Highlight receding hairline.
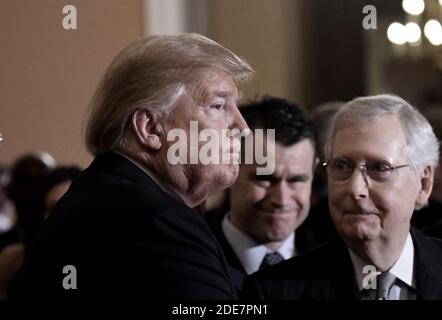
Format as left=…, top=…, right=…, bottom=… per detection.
left=326, top=94, right=439, bottom=168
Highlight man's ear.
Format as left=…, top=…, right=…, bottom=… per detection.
left=416, top=165, right=434, bottom=207
left=130, top=108, right=162, bottom=151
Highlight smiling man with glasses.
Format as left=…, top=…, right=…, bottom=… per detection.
left=242, top=94, right=442, bottom=300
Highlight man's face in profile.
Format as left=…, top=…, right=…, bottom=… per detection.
left=229, top=138, right=315, bottom=244
left=328, top=115, right=430, bottom=245
left=161, top=71, right=248, bottom=193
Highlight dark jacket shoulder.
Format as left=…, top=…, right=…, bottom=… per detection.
left=241, top=236, right=358, bottom=300
left=18, top=153, right=235, bottom=299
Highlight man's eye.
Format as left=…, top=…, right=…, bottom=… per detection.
left=210, top=103, right=223, bottom=110
left=288, top=181, right=303, bottom=189
left=333, top=159, right=353, bottom=171
left=371, top=162, right=391, bottom=172
left=254, top=178, right=271, bottom=187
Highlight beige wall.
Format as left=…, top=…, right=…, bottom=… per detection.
left=207, top=0, right=308, bottom=106
left=0, top=0, right=143, bottom=168
left=0, top=0, right=309, bottom=168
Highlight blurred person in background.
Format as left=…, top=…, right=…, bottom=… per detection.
left=2, top=165, right=81, bottom=299
left=0, top=165, right=23, bottom=299
left=301, top=102, right=344, bottom=249
left=0, top=166, right=19, bottom=251
left=5, top=152, right=55, bottom=248
left=1, top=152, right=55, bottom=299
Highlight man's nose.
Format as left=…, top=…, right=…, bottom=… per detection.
left=347, top=167, right=369, bottom=200
left=269, top=181, right=292, bottom=207
left=231, top=105, right=249, bottom=132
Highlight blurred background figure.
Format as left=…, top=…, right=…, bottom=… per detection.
left=301, top=101, right=344, bottom=250
left=41, top=166, right=81, bottom=221
left=412, top=106, right=442, bottom=238
left=0, top=163, right=80, bottom=299
left=0, top=133, right=23, bottom=299
left=310, top=101, right=344, bottom=205
left=5, top=152, right=55, bottom=248
left=0, top=152, right=54, bottom=299
left=0, top=165, right=18, bottom=251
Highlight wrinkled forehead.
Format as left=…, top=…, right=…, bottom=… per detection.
left=331, top=115, right=408, bottom=161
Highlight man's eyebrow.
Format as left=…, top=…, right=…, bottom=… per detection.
left=211, top=88, right=241, bottom=100
left=287, top=174, right=310, bottom=182
left=253, top=173, right=279, bottom=182
left=211, top=90, right=234, bottom=98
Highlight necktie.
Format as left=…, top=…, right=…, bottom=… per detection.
left=376, top=272, right=396, bottom=300
left=259, top=252, right=285, bottom=270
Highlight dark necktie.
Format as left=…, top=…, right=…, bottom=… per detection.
left=360, top=272, right=397, bottom=300
left=259, top=252, right=285, bottom=270
left=376, top=272, right=396, bottom=300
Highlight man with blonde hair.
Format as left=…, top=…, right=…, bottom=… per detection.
left=242, top=94, right=442, bottom=300
left=19, top=33, right=254, bottom=299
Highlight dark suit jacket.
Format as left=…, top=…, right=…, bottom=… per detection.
left=241, top=228, right=442, bottom=300
left=206, top=211, right=249, bottom=295
left=412, top=199, right=442, bottom=239
left=17, top=153, right=236, bottom=299
left=206, top=210, right=312, bottom=295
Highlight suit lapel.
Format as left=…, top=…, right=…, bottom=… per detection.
left=303, top=237, right=360, bottom=300
left=214, top=213, right=248, bottom=292
left=412, top=228, right=442, bottom=299
left=328, top=237, right=361, bottom=299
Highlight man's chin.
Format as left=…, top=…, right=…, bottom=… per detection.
left=266, top=232, right=291, bottom=243
left=211, top=164, right=239, bottom=189
left=225, top=163, right=240, bottom=182
left=341, top=221, right=379, bottom=243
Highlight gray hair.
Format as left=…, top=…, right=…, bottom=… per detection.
left=85, top=33, right=254, bottom=155
left=325, top=94, right=440, bottom=171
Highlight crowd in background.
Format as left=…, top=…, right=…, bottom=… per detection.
left=0, top=153, right=80, bottom=298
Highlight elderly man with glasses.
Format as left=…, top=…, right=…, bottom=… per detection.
left=241, top=94, right=442, bottom=300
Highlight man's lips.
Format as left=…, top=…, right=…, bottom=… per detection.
left=344, top=209, right=379, bottom=216
left=255, top=207, right=298, bottom=215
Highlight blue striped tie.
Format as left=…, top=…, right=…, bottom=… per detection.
left=259, top=252, right=285, bottom=270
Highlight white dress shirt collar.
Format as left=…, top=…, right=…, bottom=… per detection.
left=222, top=213, right=295, bottom=275
left=349, top=232, right=415, bottom=291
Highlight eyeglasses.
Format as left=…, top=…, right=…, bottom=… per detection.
left=322, top=158, right=409, bottom=182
